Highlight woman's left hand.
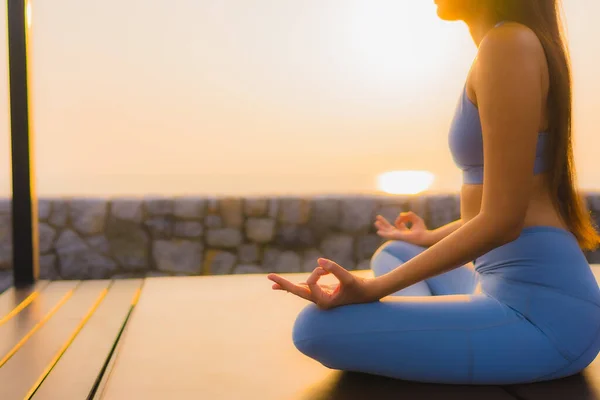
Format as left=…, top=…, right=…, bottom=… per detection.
left=267, top=258, right=381, bottom=310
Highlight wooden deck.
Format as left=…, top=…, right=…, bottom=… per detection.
left=0, top=266, right=598, bottom=400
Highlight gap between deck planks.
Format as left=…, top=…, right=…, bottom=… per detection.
left=32, top=279, right=142, bottom=400
left=0, top=279, right=142, bottom=400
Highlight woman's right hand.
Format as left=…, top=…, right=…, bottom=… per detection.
left=374, top=211, right=435, bottom=247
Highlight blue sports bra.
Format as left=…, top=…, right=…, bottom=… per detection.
left=448, top=21, right=549, bottom=185
left=448, top=84, right=549, bottom=185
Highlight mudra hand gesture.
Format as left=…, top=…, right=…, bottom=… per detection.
left=267, top=258, right=380, bottom=310
left=374, top=211, right=435, bottom=247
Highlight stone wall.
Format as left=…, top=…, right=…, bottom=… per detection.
left=0, top=193, right=599, bottom=287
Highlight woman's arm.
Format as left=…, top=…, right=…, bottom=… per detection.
left=427, top=219, right=464, bottom=245
left=373, top=25, right=545, bottom=297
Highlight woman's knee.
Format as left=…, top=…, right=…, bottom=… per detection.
left=372, top=240, right=425, bottom=261
left=292, top=303, right=379, bottom=370
left=370, top=240, right=425, bottom=275
left=292, top=304, right=334, bottom=362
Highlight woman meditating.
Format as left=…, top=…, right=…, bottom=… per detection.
left=267, top=0, right=600, bottom=385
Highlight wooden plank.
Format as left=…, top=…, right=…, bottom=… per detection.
left=99, top=273, right=515, bottom=400
left=0, top=280, right=79, bottom=366
left=502, top=358, right=600, bottom=400
left=0, top=281, right=48, bottom=325
left=32, top=279, right=143, bottom=400
left=91, top=292, right=140, bottom=400
left=0, top=280, right=110, bottom=400
left=502, top=265, right=600, bottom=400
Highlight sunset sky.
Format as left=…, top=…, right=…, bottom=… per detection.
left=0, top=0, right=598, bottom=197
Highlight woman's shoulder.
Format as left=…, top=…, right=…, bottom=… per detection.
left=478, top=22, right=545, bottom=64
left=469, top=21, right=547, bottom=92
left=467, top=21, right=548, bottom=109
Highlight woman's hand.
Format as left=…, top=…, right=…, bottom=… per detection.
left=267, top=258, right=381, bottom=310
left=374, top=211, right=435, bottom=247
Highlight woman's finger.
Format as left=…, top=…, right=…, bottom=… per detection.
left=376, top=230, right=394, bottom=239
left=375, top=214, right=387, bottom=222
left=306, top=267, right=328, bottom=285
left=375, top=215, right=394, bottom=229
left=305, top=267, right=329, bottom=306
left=396, top=211, right=420, bottom=226
left=298, top=267, right=328, bottom=286
left=377, top=228, right=408, bottom=240
left=374, top=220, right=389, bottom=229
left=394, top=214, right=409, bottom=229
left=267, top=274, right=312, bottom=301
left=317, top=258, right=354, bottom=285
left=374, top=220, right=395, bottom=233
left=375, top=215, right=392, bottom=228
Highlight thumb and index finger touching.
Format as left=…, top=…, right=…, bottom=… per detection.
left=317, top=258, right=354, bottom=285
left=395, top=211, right=420, bottom=226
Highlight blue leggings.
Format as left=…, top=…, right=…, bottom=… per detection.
left=292, top=226, right=600, bottom=384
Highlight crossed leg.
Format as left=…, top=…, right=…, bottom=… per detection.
left=370, top=240, right=479, bottom=296
left=291, top=241, right=569, bottom=384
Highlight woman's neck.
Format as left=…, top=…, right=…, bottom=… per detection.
left=465, top=13, right=504, bottom=47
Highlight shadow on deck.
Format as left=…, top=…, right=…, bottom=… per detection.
left=0, top=267, right=598, bottom=400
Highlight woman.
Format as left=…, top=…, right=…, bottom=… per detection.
left=268, top=0, right=600, bottom=385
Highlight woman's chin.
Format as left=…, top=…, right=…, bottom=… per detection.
left=434, top=1, right=462, bottom=21
left=436, top=8, right=461, bottom=22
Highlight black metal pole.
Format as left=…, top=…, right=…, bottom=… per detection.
left=7, top=0, right=38, bottom=287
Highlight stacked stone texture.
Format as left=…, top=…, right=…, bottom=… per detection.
left=0, top=193, right=598, bottom=290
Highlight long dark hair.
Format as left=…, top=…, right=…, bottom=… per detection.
left=491, top=0, right=600, bottom=251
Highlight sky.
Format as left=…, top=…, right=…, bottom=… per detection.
left=0, top=0, right=598, bottom=197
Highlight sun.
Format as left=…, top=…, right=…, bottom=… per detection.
left=377, top=170, right=435, bottom=195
